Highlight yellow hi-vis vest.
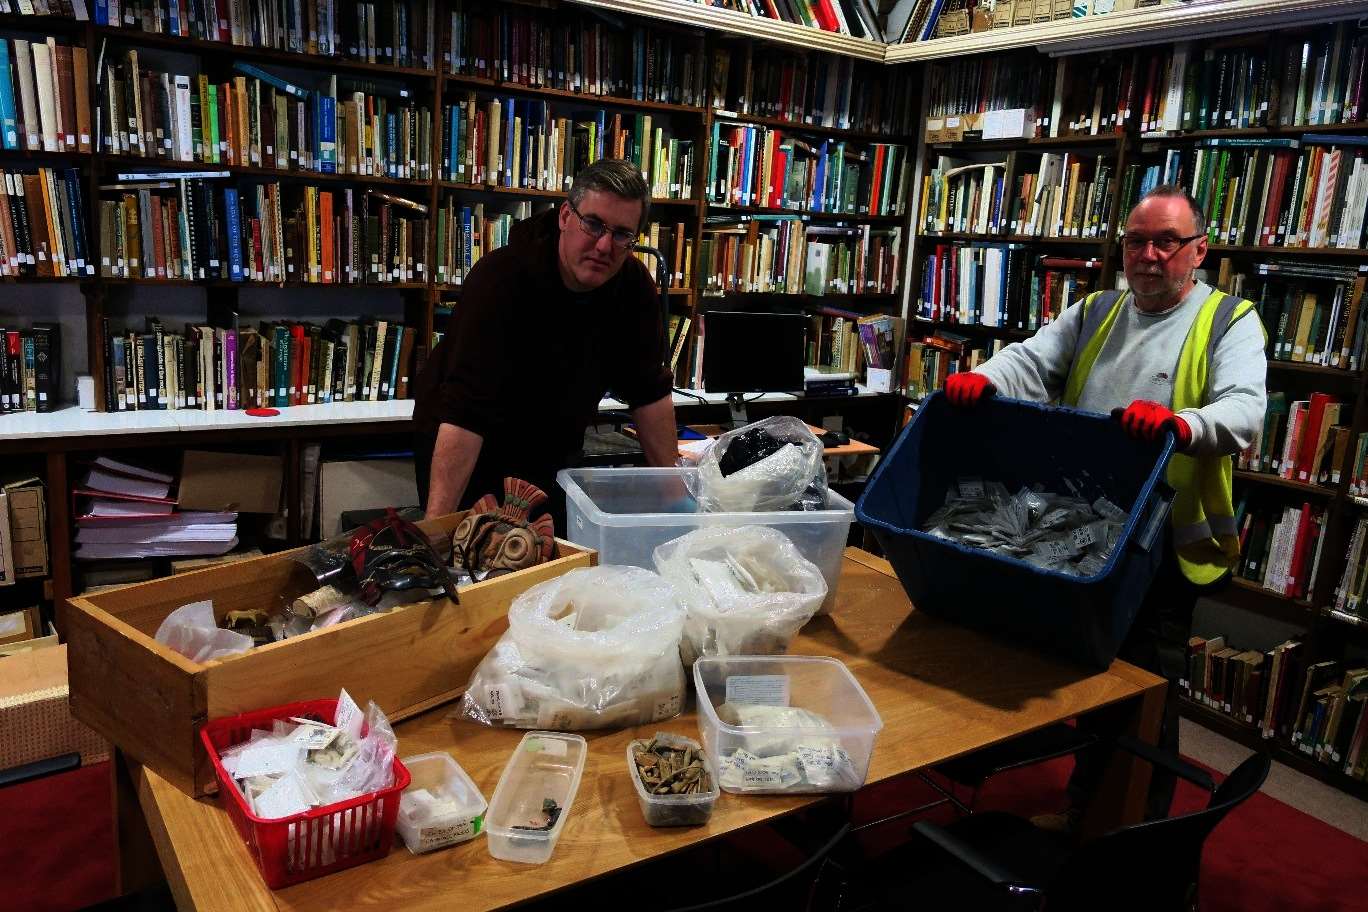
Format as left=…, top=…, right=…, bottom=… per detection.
left=1062, top=288, right=1261, bottom=585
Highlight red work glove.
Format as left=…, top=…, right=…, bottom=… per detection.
left=1113, top=400, right=1193, bottom=449
left=945, top=372, right=996, bottom=407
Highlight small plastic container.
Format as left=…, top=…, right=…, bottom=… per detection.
left=693, top=655, right=883, bottom=795
left=484, top=731, right=587, bottom=864
left=626, top=732, right=719, bottom=827
left=396, top=752, right=488, bottom=854
left=558, top=467, right=854, bottom=613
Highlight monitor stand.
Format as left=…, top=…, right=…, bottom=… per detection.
left=724, top=392, right=750, bottom=429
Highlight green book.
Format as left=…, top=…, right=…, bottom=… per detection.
left=1209, top=150, right=1229, bottom=241
left=206, top=84, right=221, bottom=165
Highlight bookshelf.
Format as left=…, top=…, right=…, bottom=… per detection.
left=901, top=16, right=1368, bottom=797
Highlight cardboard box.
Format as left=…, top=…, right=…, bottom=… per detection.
left=63, top=514, right=594, bottom=796
left=0, top=607, right=40, bottom=646
left=3, top=480, right=49, bottom=579
left=0, top=492, right=14, bottom=587
left=319, top=458, right=418, bottom=538
left=178, top=450, right=284, bottom=514
left=0, top=644, right=110, bottom=772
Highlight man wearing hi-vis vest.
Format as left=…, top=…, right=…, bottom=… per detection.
left=945, top=185, right=1268, bottom=832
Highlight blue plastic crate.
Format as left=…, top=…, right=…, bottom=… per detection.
left=856, top=393, right=1175, bottom=668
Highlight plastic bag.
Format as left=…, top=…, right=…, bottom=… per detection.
left=154, top=600, right=254, bottom=663
left=691, top=416, right=827, bottom=513
left=456, top=566, right=687, bottom=730
left=653, top=526, right=826, bottom=666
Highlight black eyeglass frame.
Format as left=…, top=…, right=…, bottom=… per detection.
left=566, top=200, right=640, bottom=249
left=1119, top=232, right=1205, bottom=256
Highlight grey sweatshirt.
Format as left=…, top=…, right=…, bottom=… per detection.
left=973, top=281, right=1268, bottom=457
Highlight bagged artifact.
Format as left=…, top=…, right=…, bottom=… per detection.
left=690, top=416, right=827, bottom=512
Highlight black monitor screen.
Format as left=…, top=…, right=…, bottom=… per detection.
left=702, top=311, right=806, bottom=394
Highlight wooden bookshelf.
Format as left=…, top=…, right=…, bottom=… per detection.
left=918, top=233, right=1109, bottom=247
left=441, top=73, right=707, bottom=116
left=711, top=109, right=905, bottom=146
left=1234, top=470, right=1337, bottom=498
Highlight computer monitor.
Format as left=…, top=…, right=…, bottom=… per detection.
left=701, top=311, right=806, bottom=425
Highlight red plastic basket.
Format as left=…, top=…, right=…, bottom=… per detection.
left=199, top=698, right=411, bottom=889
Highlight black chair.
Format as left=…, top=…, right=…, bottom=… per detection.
left=848, top=738, right=1271, bottom=912
left=661, top=822, right=852, bottom=912
left=921, top=722, right=1098, bottom=814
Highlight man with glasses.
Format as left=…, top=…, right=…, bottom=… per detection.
left=945, top=185, right=1267, bottom=829
left=412, top=159, right=678, bottom=528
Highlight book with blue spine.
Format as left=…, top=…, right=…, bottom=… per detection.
left=813, top=141, right=829, bottom=212
left=503, top=98, right=515, bottom=187
left=318, top=94, right=337, bottom=174
left=61, top=169, right=90, bottom=274
left=232, top=62, right=309, bottom=100
left=94, top=0, right=109, bottom=25
left=0, top=41, right=17, bottom=150
left=223, top=187, right=244, bottom=281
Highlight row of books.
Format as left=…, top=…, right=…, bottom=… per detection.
left=1139, top=27, right=1368, bottom=135
left=712, top=50, right=918, bottom=136
left=98, top=316, right=416, bottom=412
left=1237, top=392, right=1348, bottom=490
left=440, top=97, right=695, bottom=200
left=698, top=0, right=885, bottom=40
left=0, top=36, right=91, bottom=153
left=853, top=313, right=902, bottom=377
left=708, top=125, right=911, bottom=217
left=98, top=180, right=428, bottom=284
left=1131, top=137, right=1368, bottom=251
left=901, top=331, right=1000, bottom=401
left=1335, top=515, right=1368, bottom=616
left=699, top=219, right=900, bottom=296
left=921, top=152, right=1115, bottom=239
left=805, top=309, right=864, bottom=376
left=0, top=167, right=93, bottom=277
left=0, top=324, right=61, bottom=415
left=1236, top=499, right=1327, bottom=601
left=447, top=3, right=708, bottom=108
left=917, top=246, right=1101, bottom=331
left=93, top=0, right=437, bottom=70
left=1184, top=635, right=1368, bottom=782
left=1252, top=262, right=1368, bottom=371
left=665, top=314, right=692, bottom=377
left=101, top=55, right=433, bottom=181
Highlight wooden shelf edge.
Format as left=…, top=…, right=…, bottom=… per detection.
left=1232, top=470, right=1336, bottom=498
left=441, top=72, right=707, bottom=115
left=711, top=109, right=915, bottom=145
left=886, top=0, right=1368, bottom=63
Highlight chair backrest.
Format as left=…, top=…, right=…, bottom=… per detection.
left=1042, top=752, right=1271, bottom=911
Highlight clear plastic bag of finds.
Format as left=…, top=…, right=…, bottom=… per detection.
left=456, top=566, right=688, bottom=730
left=653, top=526, right=827, bottom=667
left=689, top=416, right=828, bottom=513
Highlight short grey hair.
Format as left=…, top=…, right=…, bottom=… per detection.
left=1135, top=184, right=1206, bottom=235
left=568, top=159, right=651, bottom=232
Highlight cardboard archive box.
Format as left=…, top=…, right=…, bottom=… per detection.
left=0, top=644, right=110, bottom=773
left=62, top=513, right=594, bottom=796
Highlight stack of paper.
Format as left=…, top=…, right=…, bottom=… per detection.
left=74, top=457, right=239, bottom=559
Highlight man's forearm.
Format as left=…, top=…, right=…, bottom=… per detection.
left=425, top=422, right=484, bottom=518
left=633, top=394, right=678, bottom=467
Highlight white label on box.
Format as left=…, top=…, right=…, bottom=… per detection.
left=725, top=675, right=790, bottom=707
left=957, top=477, right=985, bottom=499
left=335, top=689, right=364, bottom=741
left=417, top=817, right=479, bottom=850
left=483, top=683, right=523, bottom=721
left=866, top=367, right=892, bottom=393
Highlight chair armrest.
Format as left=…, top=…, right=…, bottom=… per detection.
left=0, top=752, right=81, bottom=789
left=912, top=821, right=1042, bottom=897
left=1114, top=734, right=1215, bottom=792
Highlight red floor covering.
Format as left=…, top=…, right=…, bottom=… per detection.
left=885, top=756, right=1368, bottom=912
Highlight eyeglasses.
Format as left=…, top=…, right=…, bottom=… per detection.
left=568, top=201, right=639, bottom=249
left=1120, top=232, right=1205, bottom=256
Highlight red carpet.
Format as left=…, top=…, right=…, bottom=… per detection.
left=865, top=756, right=1368, bottom=912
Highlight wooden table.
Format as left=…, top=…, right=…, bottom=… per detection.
left=136, top=549, right=1165, bottom=911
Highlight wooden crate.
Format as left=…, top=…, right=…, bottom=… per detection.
left=61, top=514, right=594, bottom=796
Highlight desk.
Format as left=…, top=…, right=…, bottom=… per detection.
left=136, top=549, right=1164, bottom=912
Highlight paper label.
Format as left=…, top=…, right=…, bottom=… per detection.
left=724, top=675, right=790, bottom=707
left=231, top=741, right=302, bottom=778
left=253, top=773, right=313, bottom=819
left=1070, top=524, right=1097, bottom=550
left=335, top=689, right=364, bottom=741
left=795, top=743, right=854, bottom=787
left=1093, top=496, right=1128, bottom=522
left=416, top=816, right=480, bottom=850
left=956, top=477, right=985, bottom=498
left=483, top=683, right=523, bottom=721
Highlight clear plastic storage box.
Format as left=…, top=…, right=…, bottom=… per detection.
left=396, top=752, right=488, bottom=854
left=484, top=732, right=587, bottom=864
left=626, top=732, right=719, bottom=827
left=693, top=655, right=882, bottom=795
left=557, top=467, right=855, bottom=611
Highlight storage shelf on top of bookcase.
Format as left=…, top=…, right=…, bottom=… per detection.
left=98, top=277, right=431, bottom=290
left=1207, top=244, right=1368, bottom=258
left=708, top=205, right=904, bottom=224
left=930, top=133, right=1124, bottom=152
left=99, top=155, right=430, bottom=189
left=1178, top=695, right=1368, bottom=803
left=1265, top=360, right=1361, bottom=380
left=437, top=182, right=699, bottom=208
left=0, top=13, right=86, bottom=33
left=94, top=25, right=435, bottom=79
left=1233, top=469, right=1337, bottom=498
left=440, top=73, right=707, bottom=117
left=563, top=0, right=887, bottom=62
left=711, top=110, right=912, bottom=146
left=918, top=232, right=1108, bottom=247
left=1144, top=122, right=1368, bottom=143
